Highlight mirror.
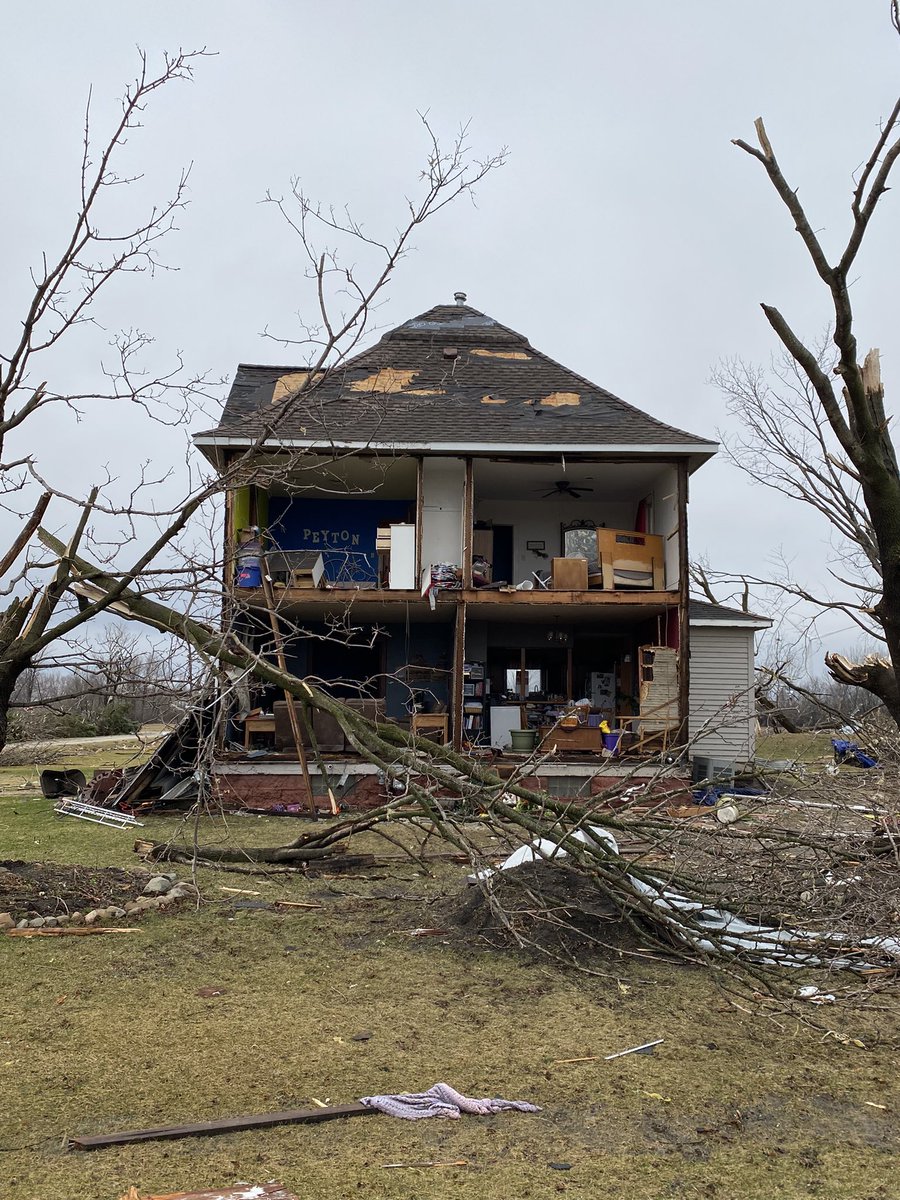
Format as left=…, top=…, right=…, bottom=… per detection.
left=561, top=521, right=597, bottom=560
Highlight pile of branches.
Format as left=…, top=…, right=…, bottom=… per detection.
left=40, top=531, right=900, bottom=977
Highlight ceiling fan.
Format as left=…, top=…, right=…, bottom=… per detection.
left=539, top=479, right=594, bottom=499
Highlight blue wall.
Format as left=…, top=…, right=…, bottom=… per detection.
left=384, top=624, right=452, bottom=719
left=268, top=496, right=412, bottom=583
left=281, top=620, right=451, bottom=720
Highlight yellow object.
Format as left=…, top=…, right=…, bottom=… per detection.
left=599, top=720, right=611, bottom=735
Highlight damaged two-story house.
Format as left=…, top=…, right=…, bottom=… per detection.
left=193, top=296, right=767, bottom=809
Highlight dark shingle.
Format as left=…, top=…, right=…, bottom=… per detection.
left=196, top=303, right=717, bottom=454
left=689, top=599, right=770, bottom=625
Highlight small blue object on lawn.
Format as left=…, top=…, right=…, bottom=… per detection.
left=832, top=738, right=879, bottom=769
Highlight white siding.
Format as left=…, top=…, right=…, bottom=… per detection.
left=688, top=626, right=757, bottom=764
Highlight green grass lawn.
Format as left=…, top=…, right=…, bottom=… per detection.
left=756, top=730, right=836, bottom=765
left=1, top=750, right=899, bottom=1200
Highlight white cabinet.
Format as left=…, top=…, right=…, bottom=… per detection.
left=388, top=524, right=416, bottom=589
left=490, top=706, right=523, bottom=749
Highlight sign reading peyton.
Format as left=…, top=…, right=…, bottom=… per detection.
left=301, top=527, right=362, bottom=547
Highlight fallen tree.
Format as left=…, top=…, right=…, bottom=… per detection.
left=38, top=529, right=900, bottom=978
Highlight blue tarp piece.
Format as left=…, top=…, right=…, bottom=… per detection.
left=832, top=739, right=879, bottom=769
left=692, top=784, right=770, bottom=807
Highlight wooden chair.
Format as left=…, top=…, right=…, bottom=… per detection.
left=411, top=713, right=450, bottom=744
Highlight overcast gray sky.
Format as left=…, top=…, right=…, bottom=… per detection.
left=3, top=2, right=898, bottom=664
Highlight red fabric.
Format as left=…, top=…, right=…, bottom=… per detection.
left=666, top=607, right=680, bottom=648
left=634, top=499, right=648, bottom=533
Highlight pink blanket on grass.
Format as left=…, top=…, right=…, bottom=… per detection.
left=359, top=1082, right=541, bottom=1121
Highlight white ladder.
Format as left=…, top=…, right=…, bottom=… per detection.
left=53, top=798, right=144, bottom=828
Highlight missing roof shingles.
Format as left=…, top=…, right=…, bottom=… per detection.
left=348, top=368, right=419, bottom=393
left=470, top=348, right=531, bottom=361
left=541, top=392, right=581, bottom=407
left=272, top=372, right=323, bottom=403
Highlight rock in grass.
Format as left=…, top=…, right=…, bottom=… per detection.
left=28, top=917, right=45, bottom=928
left=70, top=912, right=84, bottom=925
left=108, top=907, right=126, bottom=919
left=167, top=885, right=197, bottom=901
left=143, top=876, right=175, bottom=896
left=84, top=910, right=101, bottom=925
left=15, top=920, right=29, bottom=930
left=43, top=917, right=58, bottom=928
left=0, top=912, right=15, bottom=931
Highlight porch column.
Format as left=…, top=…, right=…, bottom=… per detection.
left=462, top=457, right=474, bottom=587
left=415, top=456, right=424, bottom=581
left=452, top=600, right=467, bottom=751
left=677, top=460, right=690, bottom=743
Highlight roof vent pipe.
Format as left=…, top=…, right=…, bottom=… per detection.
left=454, top=291, right=467, bottom=306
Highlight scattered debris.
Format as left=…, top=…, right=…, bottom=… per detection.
left=832, top=739, right=879, bottom=769
left=715, top=804, right=740, bottom=825
left=604, top=1039, right=664, bottom=1060
left=8, top=926, right=141, bottom=938
left=359, top=1082, right=540, bottom=1121
left=110, top=706, right=216, bottom=812
left=71, top=1082, right=541, bottom=1149
left=553, top=1039, right=663, bottom=1065
left=468, top=825, right=900, bottom=970
left=39, top=768, right=86, bottom=798
left=797, top=986, right=836, bottom=1004
left=196, top=987, right=227, bottom=998
left=382, top=1160, right=470, bottom=1170
left=118, top=1184, right=300, bottom=1200
left=54, top=798, right=143, bottom=829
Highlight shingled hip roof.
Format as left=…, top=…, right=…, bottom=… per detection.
left=689, top=599, right=771, bottom=628
left=194, top=302, right=718, bottom=464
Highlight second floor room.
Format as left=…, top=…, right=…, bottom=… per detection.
left=195, top=298, right=718, bottom=600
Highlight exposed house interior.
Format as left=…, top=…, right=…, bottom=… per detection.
left=192, top=298, right=767, bottom=794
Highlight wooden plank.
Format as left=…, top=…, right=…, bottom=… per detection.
left=240, top=588, right=678, bottom=606
left=70, top=1101, right=376, bottom=1151
left=462, top=589, right=677, bottom=605
left=8, top=926, right=141, bottom=938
